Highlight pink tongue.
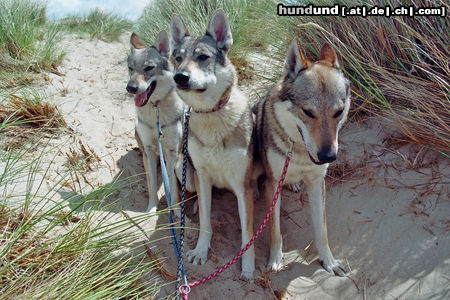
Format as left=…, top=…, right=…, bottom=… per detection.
left=135, top=91, right=148, bottom=107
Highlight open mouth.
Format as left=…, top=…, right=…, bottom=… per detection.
left=176, top=85, right=206, bottom=93
left=308, top=153, right=327, bottom=165
left=135, top=81, right=157, bottom=107
left=176, top=84, right=190, bottom=91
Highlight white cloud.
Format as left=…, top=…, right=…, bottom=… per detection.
left=46, top=0, right=149, bottom=21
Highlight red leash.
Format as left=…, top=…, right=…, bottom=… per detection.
left=180, top=141, right=293, bottom=299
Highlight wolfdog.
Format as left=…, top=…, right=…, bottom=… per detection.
left=170, top=9, right=256, bottom=279
left=126, top=31, right=189, bottom=216
left=254, top=39, right=350, bottom=276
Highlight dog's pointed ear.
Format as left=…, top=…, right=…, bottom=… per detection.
left=130, top=32, right=144, bottom=50
left=154, top=30, right=170, bottom=57
left=171, top=14, right=189, bottom=48
left=319, top=43, right=339, bottom=68
left=207, top=9, right=233, bottom=53
left=284, top=39, right=309, bottom=79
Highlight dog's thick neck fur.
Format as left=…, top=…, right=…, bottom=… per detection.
left=192, top=82, right=232, bottom=113
left=257, top=81, right=315, bottom=172
left=189, top=88, right=252, bottom=147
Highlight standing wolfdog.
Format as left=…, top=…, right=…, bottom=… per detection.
left=170, top=9, right=256, bottom=279
left=254, top=39, right=350, bottom=276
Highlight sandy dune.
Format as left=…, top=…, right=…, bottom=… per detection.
left=42, top=34, right=449, bottom=299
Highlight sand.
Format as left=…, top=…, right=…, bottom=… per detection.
left=30, top=33, right=450, bottom=299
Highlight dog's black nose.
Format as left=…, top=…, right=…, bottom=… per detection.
left=126, top=84, right=138, bottom=94
left=174, top=73, right=190, bottom=86
left=317, top=150, right=337, bottom=163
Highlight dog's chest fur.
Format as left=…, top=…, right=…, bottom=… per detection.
left=135, top=94, right=184, bottom=152
left=267, top=146, right=326, bottom=184
left=188, top=94, right=253, bottom=189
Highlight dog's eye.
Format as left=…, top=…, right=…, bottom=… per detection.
left=175, top=56, right=182, bottom=63
left=144, top=66, right=154, bottom=72
left=333, top=109, right=343, bottom=118
left=197, top=54, right=209, bottom=61
left=302, top=109, right=315, bottom=119
left=128, top=67, right=133, bottom=71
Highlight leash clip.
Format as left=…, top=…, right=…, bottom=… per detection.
left=179, top=284, right=191, bottom=296
left=153, top=105, right=164, bottom=138
left=287, top=138, right=294, bottom=158
left=185, top=106, right=192, bottom=118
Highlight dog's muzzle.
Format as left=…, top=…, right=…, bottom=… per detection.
left=174, top=72, right=190, bottom=90
left=317, top=149, right=337, bottom=164
left=126, top=84, right=138, bottom=94
left=297, top=124, right=336, bottom=165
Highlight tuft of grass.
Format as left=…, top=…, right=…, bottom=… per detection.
left=59, top=8, right=133, bottom=42
left=0, top=0, right=64, bottom=88
left=0, top=125, right=167, bottom=299
left=0, top=94, right=66, bottom=129
left=136, top=0, right=276, bottom=81
left=0, top=0, right=46, bottom=60
left=248, top=0, right=449, bottom=156
left=64, top=140, right=101, bottom=172
left=0, top=89, right=67, bottom=151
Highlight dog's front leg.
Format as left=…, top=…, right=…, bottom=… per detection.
left=143, top=148, right=159, bottom=213
left=265, top=178, right=283, bottom=272
left=232, top=180, right=255, bottom=280
left=186, top=170, right=212, bottom=265
left=165, top=149, right=181, bottom=219
left=306, top=176, right=347, bottom=276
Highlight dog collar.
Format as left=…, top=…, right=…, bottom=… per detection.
left=193, top=85, right=231, bottom=113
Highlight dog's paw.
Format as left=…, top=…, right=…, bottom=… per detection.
left=320, top=257, right=347, bottom=277
left=285, top=182, right=303, bottom=193
left=239, top=270, right=254, bottom=281
left=268, top=256, right=285, bottom=272
left=268, top=244, right=284, bottom=272
left=268, top=261, right=285, bottom=272
left=145, top=205, right=157, bottom=214
left=186, top=247, right=208, bottom=265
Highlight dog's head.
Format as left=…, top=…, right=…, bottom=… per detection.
left=280, top=39, right=351, bottom=165
left=126, top=31, right=172, bottom=107
left=170, top=9, right=235, bottom=111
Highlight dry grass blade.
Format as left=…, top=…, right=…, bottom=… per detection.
left=0, top=94, right=66, bottom=129
left=64, top=139, right=101, bottom=171
left=0, top=93, right=68, bottom=150
left=326, top=151, right=372, bottom=185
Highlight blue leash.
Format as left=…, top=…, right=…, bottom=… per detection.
left=154, top=105, right=188, bottom=293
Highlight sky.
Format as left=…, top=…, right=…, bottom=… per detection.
left=46, top=0, right=149, bottom=21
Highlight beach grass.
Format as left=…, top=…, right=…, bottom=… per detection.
left=0, top=0, right=64, bottom=88
left=0, top=125, right=167, bottom=298
left=58, top=8, right=133, bottom=42
left=136, top=0, right=276, bottom=80
left=247, top=0, right=449, bottom=155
